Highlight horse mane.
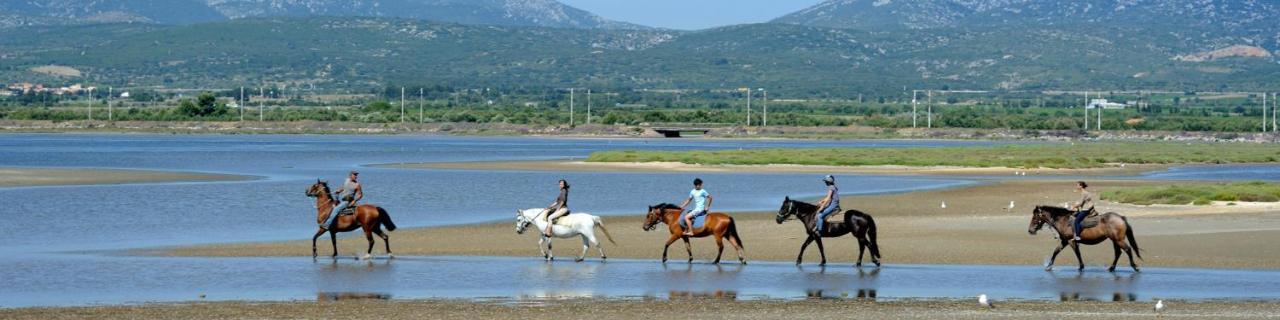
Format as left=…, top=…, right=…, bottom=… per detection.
left=653, top=203, right=681, bottom=210
left=786, top=198, right=819, bottom=215
left=1035, top=205, right=1074, bottom=218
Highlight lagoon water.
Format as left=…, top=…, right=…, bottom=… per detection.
left=2, top=134, right=1279, bottom=307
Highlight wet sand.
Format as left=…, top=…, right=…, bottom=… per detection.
left=3, top=298, right=1276, bottom=320
left=387, top=160, right=1165, bottom=176
left=164, top=180, right=1280, bottom=270
left=0, top=167, right=249, bottom=188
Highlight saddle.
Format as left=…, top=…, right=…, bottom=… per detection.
left=1077, top=210, right=1102, bottom=229
left=337, top=205, right=357, bottom=216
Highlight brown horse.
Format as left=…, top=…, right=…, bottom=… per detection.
left=1029, top=205, right=1142, bottom=272
left=776, top=197, right=881, bottom=267
left=642, top=203, right=746, bottom=264
left=306, top=180, right=398, bottom=259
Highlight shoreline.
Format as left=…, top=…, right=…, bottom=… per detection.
left=381, top=159, right=1170, bottom=176
left=6, top=298, right=1276, bottom=319
left=0, top=167, right=252, bottom=188
left=161, top=179, right=1280, bottom=270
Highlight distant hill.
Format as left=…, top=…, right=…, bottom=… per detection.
left=0, top=0, right=646, bottom=29
left=3, top=17, right=1277, bottom=96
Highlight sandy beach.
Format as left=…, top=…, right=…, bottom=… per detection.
left=164, top=180, right=1280, bottom=270
left=4, top=298, right=1275, bottom=320
left=387, top=160, right=1167, bottom=176
left=0, top=167, right=250, bottom=188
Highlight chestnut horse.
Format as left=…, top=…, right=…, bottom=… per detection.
left=643, top=204, right=746, bottom=264
left=776, top=197, right=881, bottom=267
left=306, top=180, right=398, bottom=259
left=1029, top=205, right=1142, bottom=272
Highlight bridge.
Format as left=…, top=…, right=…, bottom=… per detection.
left=651, top=127, right=711, bottom=138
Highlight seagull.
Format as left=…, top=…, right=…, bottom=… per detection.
left=941, top=201, right=947, bottom=209
left=978, top=294, right=994, bottom=309
left=1154, top=300, right=1165, bottom=316
left=1004, top=201, right=1015, bottom=210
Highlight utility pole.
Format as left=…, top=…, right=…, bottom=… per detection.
left=761, top=88, right=768, bottom=127
left=419, top=88, right=424, bottom=124
left=87, top=88, right=93, bottom=121
left=1097, top=95, right=1102, bottom=131
left=1273, top=92, right=1277, bottom=132
left=927, top=90, right=933, bottom=129
left=1083, top=91, right=1089, bottom=131
left=400, top=87, right=405, bottom=123
left=239, top=87, right=245, bottom=122
left=569, top=88, right=575, bottom=126
left=1265, top=92, right=1269, bottom=132
left=107, top=88, right=112, bottom=121
left=259, top=87, right=264, bottom=122
left=912, top=90, right=918, bottom=128
left=745, top=88, right=752, bottom=127
left=586, top=89, right=592, bottom=124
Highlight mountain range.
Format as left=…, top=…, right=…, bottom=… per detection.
left=1, top=0, right=1278, bottom=96
left=0, top=0, right=643, bottom=29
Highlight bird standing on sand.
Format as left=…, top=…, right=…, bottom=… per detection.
left=1154, top=300, right=1165, bottom=316
left=941, top=201, right=947, bottom=209
left=978, top=294, right=994, bottom=309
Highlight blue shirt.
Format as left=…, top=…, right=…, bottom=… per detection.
left=689, top=188, right=709, bottom=212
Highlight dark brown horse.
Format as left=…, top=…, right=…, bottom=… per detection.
left=643, top=204, right=746, bottom=264
left=306, top=180, right=398, bottom=259
left=776, top=197, right=881, bottom=267
left=1029, top=205, right=1142, bottom=272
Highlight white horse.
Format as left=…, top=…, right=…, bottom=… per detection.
left=515, top=208, right=616, bottom=262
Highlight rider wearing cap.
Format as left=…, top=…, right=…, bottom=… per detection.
left=814, top=175, right=841, bottom=233
left=322, top=170, right=363, bottom=230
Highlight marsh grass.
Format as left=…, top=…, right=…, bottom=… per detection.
left=1102, top=182, right=1280, bottom=205
left=587, top=142, right=1280, bottom=169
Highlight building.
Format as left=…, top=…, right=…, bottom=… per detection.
left=1087, top=99, right=1127, bottom=110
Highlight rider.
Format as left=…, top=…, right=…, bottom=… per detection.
left=323, top=170, right=363, bottom=230
left=1070, top=181, right=1094, bottom=241
left=542, top=179, right=571, bottom=237
left=814, top=175, right=841, bottom=233
left=678, top=178, right=712, bottom=236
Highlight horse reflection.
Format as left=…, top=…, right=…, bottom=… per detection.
left=668, top=290, right=738, bottom=300
left=805, top=289, right=877, bottom=300
left=317, top=292, right=392, bottom=302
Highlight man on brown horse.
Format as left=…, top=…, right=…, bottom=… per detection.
left=1071, top=181, right=1094, bottom=242
left=322, top=171, right=363, bottom=230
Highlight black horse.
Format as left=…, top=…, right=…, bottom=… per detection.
left=776, top=197, right=881, bottom=267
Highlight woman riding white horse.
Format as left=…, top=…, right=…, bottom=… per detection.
left=515, top=208, right=616, bottom=262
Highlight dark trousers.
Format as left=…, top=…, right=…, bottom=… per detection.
left=1072, top=210, right=1089, bottom=238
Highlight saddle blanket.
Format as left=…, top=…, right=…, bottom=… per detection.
left=1079, top=211, right=1102, bottom=229
left=678, top=214, right=708, bottom=229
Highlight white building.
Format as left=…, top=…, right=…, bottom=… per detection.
left=1087, top=99, right=1127, bottom=109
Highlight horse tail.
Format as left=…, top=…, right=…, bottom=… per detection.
left=593, top=216, right=616, bottom=245
left=377, top=207, right=397, bottom=232
left=1121, top=215, right=1142, bottom=260
left=728, top=217, right=745, bottom=249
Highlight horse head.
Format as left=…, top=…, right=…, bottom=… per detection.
left=1029, top=206, right=1052, bottom=235
left=515, top=209, right=538, bottom=234
left=776, top=196, right=795, bottom=224
left=306, top=179, right=330, bottom=198
left=642, top=205, right=662, bottom=231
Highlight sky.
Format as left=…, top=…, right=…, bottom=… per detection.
left=558, top=0, right=826, bottom=30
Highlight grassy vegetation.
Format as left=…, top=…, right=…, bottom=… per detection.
left=586, top=143, right=1280, bottom=169
left=1103, top=182, right=1280, bottom=205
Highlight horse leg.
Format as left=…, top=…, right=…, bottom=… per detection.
left=712, top=234, right=725, bottom=264
left=595, top=236, right=607, bottom=261
left=546, top=237, right=555, bottom=261
left=682, top=236, right=694, bottom=264
left=311, top=228, right=326, bottom=258
left=538, top=237, right=549, bottom=260
left=1046, top=241, right=1066, bottom=271
left=661, top=234, right=679, bottom=263
left=329, top=231, right=339, bottom=258
left=577, top=235, right=589, bottom=263
left=727, top=233, right=746, bottom=264
left=856, top=237, right=868, bottom=268
left=814, top=237, right=828, bottom=266
left=796, top=237, right=814, bottom=265
left=1071, top=241, right=1085, bottom=272
left=1121, top=239, right=1140, bottom=272
left=361, top=229, right=375, bottom=260
left=373, top=228, right=391, bottom=258
left=1108, top=241, right=1122, bottom=273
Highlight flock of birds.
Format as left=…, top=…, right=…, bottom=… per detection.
left=977, top=294, right=1166, bottom=316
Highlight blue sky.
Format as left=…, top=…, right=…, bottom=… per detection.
left=559, top=0, right=826, bottom=30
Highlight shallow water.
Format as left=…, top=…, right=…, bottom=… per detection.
left=3, top=134, right=1280, bottom=307
left=5, top=254, right=1279, bottom=308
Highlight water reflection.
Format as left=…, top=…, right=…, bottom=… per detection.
left=669, top=290, right=738, bottom=300
left=317, top=292, right=392, bottom=302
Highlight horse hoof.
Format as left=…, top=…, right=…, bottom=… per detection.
left=360, top=254, right=372, bottom=261
left=712, top=260, right=721, bottom=264
left=575, top=259, right=584, bottom=263
left=855, top=263, right=862, bottom=268
left=387, top=254, right=395, bottom=259
left=1108, top=267, right=1116, bottom=273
